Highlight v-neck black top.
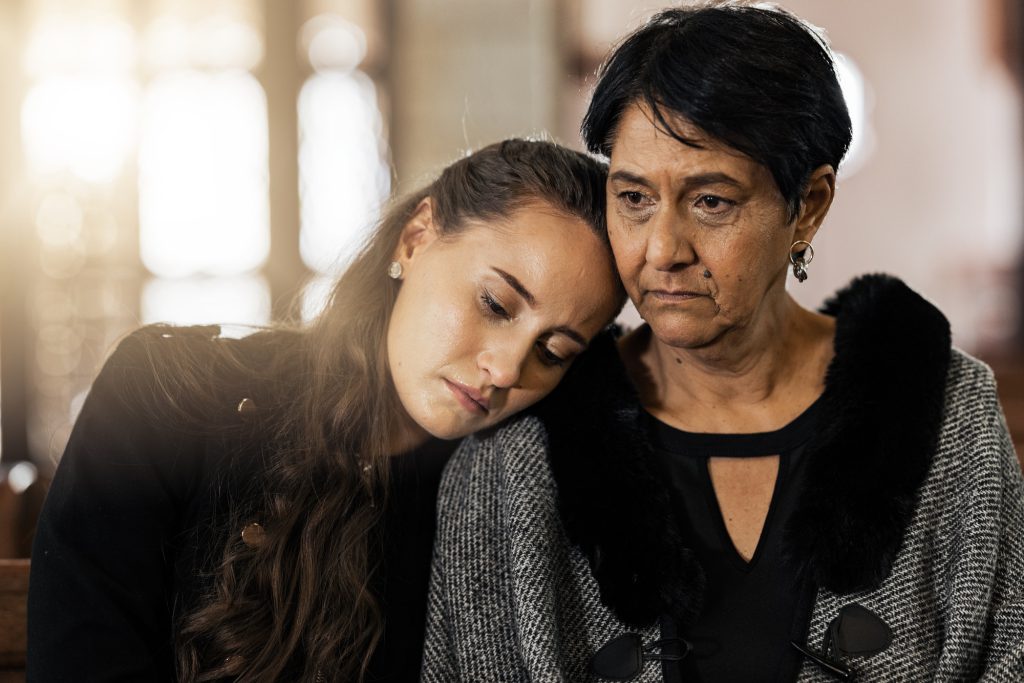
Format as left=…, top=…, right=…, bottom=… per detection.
left=645, top=398, right=822, bottom=683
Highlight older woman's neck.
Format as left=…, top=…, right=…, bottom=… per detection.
left=628, top=295, right=835, bottom=433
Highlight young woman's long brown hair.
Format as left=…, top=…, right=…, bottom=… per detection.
left=141, top=139, right=614, bottom=681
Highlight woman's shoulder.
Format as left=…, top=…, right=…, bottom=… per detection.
left=938, top=348, right=1001, bottom=430
left=931, top=348, right=1021, bottom=488
left=58, top=324, right=299, bottom=496
left=945, top=348, right=996, bottom=392
left=94, top=324, right=298, bottom=429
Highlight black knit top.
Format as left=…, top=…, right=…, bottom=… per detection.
left=644, top=398, right=822, bottom=682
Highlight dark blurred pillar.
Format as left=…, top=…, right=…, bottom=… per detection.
left=260, top=0, right=307, bottom=321
left=999, top=0, right=1024, bottom=346
left=0, top=0, right=31, bottom=465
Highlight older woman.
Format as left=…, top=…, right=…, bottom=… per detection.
left=423, top=4, right=1024, bottom=682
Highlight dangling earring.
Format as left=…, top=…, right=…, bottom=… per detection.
left=387, top=261, right=403, bottom=280
left=789, top=240, right=814, bottom=283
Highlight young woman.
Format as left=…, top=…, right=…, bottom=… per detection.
left=26, top=139, right=624, bottom=682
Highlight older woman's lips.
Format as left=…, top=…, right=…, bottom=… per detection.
left=648, top=289, right=706, bottom=302
left=444, top=379, right=490, bottom=415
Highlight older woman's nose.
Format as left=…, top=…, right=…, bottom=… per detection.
left=645, top=211, right=696, bottom=271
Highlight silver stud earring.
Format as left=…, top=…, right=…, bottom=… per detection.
left=387, top=261, right=403, bottom=280
left=789, top=240, right=814, bottom=283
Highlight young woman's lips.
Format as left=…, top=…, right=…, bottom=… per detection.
left=444, top=379, right=490, bottom=415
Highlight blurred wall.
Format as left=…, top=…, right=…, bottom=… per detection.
left=2, top=0, right=1022, bottom=471
left=781, top=0, right=1022, bottom=352
left=390, top=0, right=564, bottom=189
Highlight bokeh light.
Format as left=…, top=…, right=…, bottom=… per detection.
left=302, top=14, right=367, bottom=73
left=144, top=15, right=263, bottom=71
left=301, top=274, right=335, bottom=322
left=23, top=14, right=136, bottom=77
left=298, top=70, right=390, bottom=275
left=141, top=275, right=271, bottom=333
left=138, top=70, right=270, bottom=277
left=22, top=77, right=140, bottom=183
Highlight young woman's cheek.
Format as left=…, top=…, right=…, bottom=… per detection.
left=429, top=292, right=483, bottom=371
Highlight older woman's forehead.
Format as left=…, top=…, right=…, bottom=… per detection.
left=611, top=105, right=742, bottom=159
left=609, top=106, right=763, bottom=180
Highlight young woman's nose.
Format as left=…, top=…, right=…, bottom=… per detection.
left=645, top=209, right=697, bottom=271
left=477, top=340, right=528, bottom=389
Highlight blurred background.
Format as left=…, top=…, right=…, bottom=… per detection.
left=1, top=0, right=1024, bottom=558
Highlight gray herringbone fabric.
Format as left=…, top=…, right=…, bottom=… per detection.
left=422, top=350, right=1024, bottom=682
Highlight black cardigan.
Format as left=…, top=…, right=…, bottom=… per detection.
left=29, top=328, right=242, bottom=680
left=26, top=328, right=449, bottom=682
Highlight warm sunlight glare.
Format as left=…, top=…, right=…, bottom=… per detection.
left=20, top=15, right=138, bottom=184
left=138, top=70, right=270, bottom=277
left=298, top=71, right=389, bottom=275
left=22, top=78, right=139, bottom=184
left=142, top=275, right=271, bottom=332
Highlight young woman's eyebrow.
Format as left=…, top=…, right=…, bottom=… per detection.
left=492, top=267, right=588, bottom=347
left=493, top=267, right=536, bottom=306
left=551, top=325, right=587, bottom=348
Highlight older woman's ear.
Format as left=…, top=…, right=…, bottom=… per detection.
left=793, top=164, right=837, bottom=242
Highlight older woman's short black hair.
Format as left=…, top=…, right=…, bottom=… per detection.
left=581, top=3, right=853, bottom=220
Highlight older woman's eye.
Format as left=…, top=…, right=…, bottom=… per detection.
left=617, top=191, right=655, bottom=221
left=696, top=194, right=734, bottom=213
left=620, top=190, right=654, bottom=209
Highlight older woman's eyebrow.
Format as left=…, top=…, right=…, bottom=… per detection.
left=608, top=170, right=654, bottom=187
left=680, top=172, right=744, bottom=190
left=609, top=169, right=743, bottom=191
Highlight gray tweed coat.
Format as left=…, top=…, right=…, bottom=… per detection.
left=421, top=275, right=1024, bottom=682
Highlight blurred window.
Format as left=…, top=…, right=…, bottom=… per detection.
left=298, top=13, right=390, bottom=276
left=5, top=0, right=389, bottom=468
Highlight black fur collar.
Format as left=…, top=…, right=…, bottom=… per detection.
left=533, top=274, right=952, bottom=627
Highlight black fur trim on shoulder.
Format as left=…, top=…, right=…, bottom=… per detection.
left=784, top=274, right=952, bottom=592
left=532, top=328, right=705, bottom=628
